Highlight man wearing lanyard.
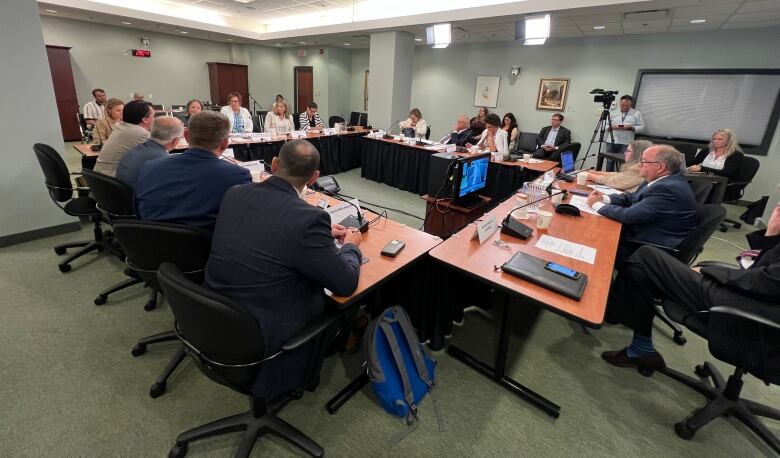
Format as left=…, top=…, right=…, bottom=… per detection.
left=606, top=95, right=645, bottom=171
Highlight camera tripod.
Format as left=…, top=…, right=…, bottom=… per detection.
left=579, top=107, right=616, bottom=171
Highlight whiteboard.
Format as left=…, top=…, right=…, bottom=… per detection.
left=635, top=72, right=780, bottom=148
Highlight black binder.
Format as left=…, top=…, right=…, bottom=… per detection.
left=501, top=251, right=588, bottom=301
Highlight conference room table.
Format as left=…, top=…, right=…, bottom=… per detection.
left=360, top=136, right=558, bottom=202
left=73, top=127, right=372, bottom=175
left=428, top=179, right=622, bottom=419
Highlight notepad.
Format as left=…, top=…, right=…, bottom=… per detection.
left=535, top=235, right=597, bottom=264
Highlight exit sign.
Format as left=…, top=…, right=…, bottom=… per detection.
left=131, top=49, right=152, bottom=58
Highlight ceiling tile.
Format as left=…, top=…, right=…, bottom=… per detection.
left=737, top=1, right=780, bottom=13
left=671, top=15, right=729, bottom=25
left=575, top=22, right=622, bottom=32
left=669, top=23, right=724, bottom=32
left=721, top=20, right=780, bottom=28
left=673, top=4, right=741, bottom=17
left=582, top=29, right=624, bottom=37
left=727, top=11, right=780, bottom=22
left=623, top=26, right=669, bottom=34
left=569, top=12, right=624, bottom=25
left=623, top=19, right=671, bottom=27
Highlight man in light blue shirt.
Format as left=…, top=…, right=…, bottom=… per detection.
left=116, top=116, right=183, bottom=187
left=606, top=95, right=644, bottom=171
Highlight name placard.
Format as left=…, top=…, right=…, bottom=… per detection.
left=290, top=130, right=307, bottom=139
left=472, top=215, right=499, bottom=244
left=446, top=144, right=456, bottom=153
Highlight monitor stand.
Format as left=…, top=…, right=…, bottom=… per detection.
left=454, top=194, right=485, bottom=208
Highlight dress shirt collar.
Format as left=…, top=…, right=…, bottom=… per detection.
left=646, top=173, right=671, bottom=187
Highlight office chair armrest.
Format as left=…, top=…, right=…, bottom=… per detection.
left=725, top=180, right=751, bottom=189
left=280, top=311, right=344, bottom=353
left=694, top=260, right=740, bottom=270
left=710, top=306, right=780, bottom=333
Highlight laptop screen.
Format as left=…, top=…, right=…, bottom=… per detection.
left=561, top=151, right=574, bottom=174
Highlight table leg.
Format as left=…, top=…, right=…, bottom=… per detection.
left=447, top=294, right=561, bottom=419
left=325, top=371, right=370, bottom=414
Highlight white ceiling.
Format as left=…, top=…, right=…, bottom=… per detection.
left=38, top=0, right=780, bottom=48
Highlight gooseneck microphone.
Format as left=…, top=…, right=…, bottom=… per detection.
left=383, top=119, right=400, bottom=139
left=501, top=188, right=577, bottom=240
left=322, top=190, right=369, bottom=233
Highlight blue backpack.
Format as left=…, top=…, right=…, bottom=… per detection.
left=364, top=306, right=444, bottom=441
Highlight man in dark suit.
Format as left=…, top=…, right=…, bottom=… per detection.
left=134, top=111, right=251, bottom=231
left=533, top=113, right=571, bottom=160
left=601, top=201, right=780, bottom=371
left=588, top=144, right=698, bottom=256
left=206, top=139, right=363, bottom=400
left=439, top=115, right=472, bottom=147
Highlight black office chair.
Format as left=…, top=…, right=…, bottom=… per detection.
left=554, top=142, right=581, bottom=162
left=114, top=220, right=212, bottom=398
left=624, top=204, right=727, bottom=345
left=80, top=169, right=153, bottom=307
left=329, top=115, right=345, bottom=128
left=170, top=104, right=186, bottom=112
left=157, top=262, right=341, bottom=457
left=152, top=104, right=165, bottom=111
left=425, top=125, right=431, bottom=140
left=720, top=155, right=760, bottom=232
left=33, top=143, right=120, bottom=272
left=657, top=302, right=780, bottom=454
left=293, top=112, right=302, bottom=130
left=513, top=131, right=538, bottom=154
left=252, top=114, right=261, bottom=133
left=257, top=110, right=268, bottom=132
left=76, top=113, right=92, bottom=143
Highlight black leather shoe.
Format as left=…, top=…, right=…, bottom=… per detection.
left=601, top=348, right=666, bottom=374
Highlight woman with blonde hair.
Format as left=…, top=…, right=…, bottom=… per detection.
left=687, top=128, right=744, bottom=182
left=264, top=101, right=294, bottom=134
left=399, top=108, right=428, bottom=138
left=587, top=139, right=652, bottom=192
left=93, top=98, right=124, bottom=144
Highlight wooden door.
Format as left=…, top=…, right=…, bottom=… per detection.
left=46, top=45, right=81, bottom=141
left=207, top=62, right=249, bottom=108
left=294, top=67, right=313, bottom=113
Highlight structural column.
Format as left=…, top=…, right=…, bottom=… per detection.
left=368, top=31, right=415, bottom=131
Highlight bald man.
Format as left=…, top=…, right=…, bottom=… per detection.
left=439, top=115, right=472, bottom=146
left=116, top=116, right=183, bottom=186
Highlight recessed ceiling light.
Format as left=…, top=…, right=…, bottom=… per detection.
left=275, top=43, right=282, bottom=46
left=690, top=19, right=707, bottom=24
left=180, top=31, right=188, bottom=34
left=45, top=9, right=58, bottom=13
left=299, top=41, right=307, bottom=45
left=414, top=37, right=423, bottom=42
left=227, top=38, right=234, bottom=41
left=121, top=21, right=132, bottom=25
left=344, top=43, right=351, bottom=46
left=593, top=25, right=606, bottom=30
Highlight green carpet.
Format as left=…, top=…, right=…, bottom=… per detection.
left=1, top=147, right=777, bottom=457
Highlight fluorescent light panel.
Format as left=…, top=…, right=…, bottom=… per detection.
left=523, top=14, right=549, bottom=45
left=426, top=23, right=451, bottom=48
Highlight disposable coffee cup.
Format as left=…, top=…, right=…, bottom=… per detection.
left=576, top=172, right=588, bottom=186
left=471, top=145, right=479, bottom=154
left=537, top=210, right=553, bottom=229
left=551, top=192, right=564, bottom=205
left=523, top=153, right=531, bottom=162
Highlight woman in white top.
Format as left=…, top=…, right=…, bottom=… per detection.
left=467, top=113, right=508, bottom=157
left=264, top=101, right=295, bottom=134
left=219, top=92, right=253, bottom=133
left=399, top=108, right=428, bottom=138
left=687, top=128, right=744, bottom=182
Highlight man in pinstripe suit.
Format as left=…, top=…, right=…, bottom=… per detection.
left=206, top=139, right=362, bottom=400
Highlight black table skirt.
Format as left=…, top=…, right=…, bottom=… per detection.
left=234, top=133, right=366, bottom=175
left=361, top=137, right=546, bottom=201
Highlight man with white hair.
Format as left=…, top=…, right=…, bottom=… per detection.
left=116, top=116, right=183, bottom=187
left=439, top=115, right=472, bottom=146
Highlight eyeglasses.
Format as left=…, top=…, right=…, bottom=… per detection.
left=639, top=160, right=661, bottom=165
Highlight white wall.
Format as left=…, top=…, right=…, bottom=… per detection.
left=40, top=15, right=231, bottom=108
left=247, top=45, right=282, bottom=110
left=350, top=49, right=370, bottom=116
left=410, top=28, right=780, bottom=200
left=1, top=2, right=73, bottom=239
left=280, top=47, right=330, bottom=115
left=328, top=46, right=352, bottom=122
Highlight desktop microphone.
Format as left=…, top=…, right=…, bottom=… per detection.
left=247, top=93, right=263, bottom=111
left=501, top=189, right=572, bottom=240
left=322, top=190, right=369, bottom=233
left=383, top=119, right=400, bottom=139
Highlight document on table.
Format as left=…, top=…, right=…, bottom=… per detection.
left=568, top=195, right=601, bottom=216
left=325, top=198, right=362, bottom=225
left=535, top=234, right=597, bottom=264
left=588, top=184, right=623, bottom=195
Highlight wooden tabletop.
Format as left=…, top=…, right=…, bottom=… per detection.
left=428, top=181, right=621, bottom=327
left=301, top=190, right=442, bottom=305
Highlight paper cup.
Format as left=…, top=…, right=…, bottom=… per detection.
left=523, top=153, right=531, bottom=162
left=470, top=146, right=479, bottom=154
left=551, top=192, right=564, bottom=205
left=537, top=210, right=553, bottom=229
left=576, top=172, right=588, bottom=186
left=511, top=208, right=529, bottom=220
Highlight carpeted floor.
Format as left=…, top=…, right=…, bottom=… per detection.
left=1, top=146, right=777, bottom=457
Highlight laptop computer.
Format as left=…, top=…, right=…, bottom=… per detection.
left=556, top=150, right=576, bottom=181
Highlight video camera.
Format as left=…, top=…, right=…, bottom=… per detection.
left=590, top=88, right=619, bottom=108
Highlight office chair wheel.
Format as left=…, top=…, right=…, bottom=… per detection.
left=131, top=343, right=147, bottom=357
left=637, top=366, right=656, bottom=377
left=144, top=301, right=157, bottom=312
left=54, top=246, right=67, bottom=255
left=168, top=443, right=187, bottom=458
left=719, top=226, right=728, bottom=233
left=58, top=264, right=72, bottom=273
left=94, top=294, right=107, bottom=305
left=733, top=223, right=741, bottom=229
left=150, top=381, right=166, bottom=398
left=694, top=364, right=709, bottom=378
left=96, top=245, right=105, bottom=252
left=674, top=422, right=696, bottom=440
left=673, top=332, right=687, bottom=346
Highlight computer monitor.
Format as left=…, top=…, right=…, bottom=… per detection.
left=560, top=150, right=575, bottom=174
left=453, top=153, right=490, bottom=204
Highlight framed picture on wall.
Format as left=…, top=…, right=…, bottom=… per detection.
left=536, top=78, right=569, bottom=111
left=474, top=75, right=500, bottom=108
